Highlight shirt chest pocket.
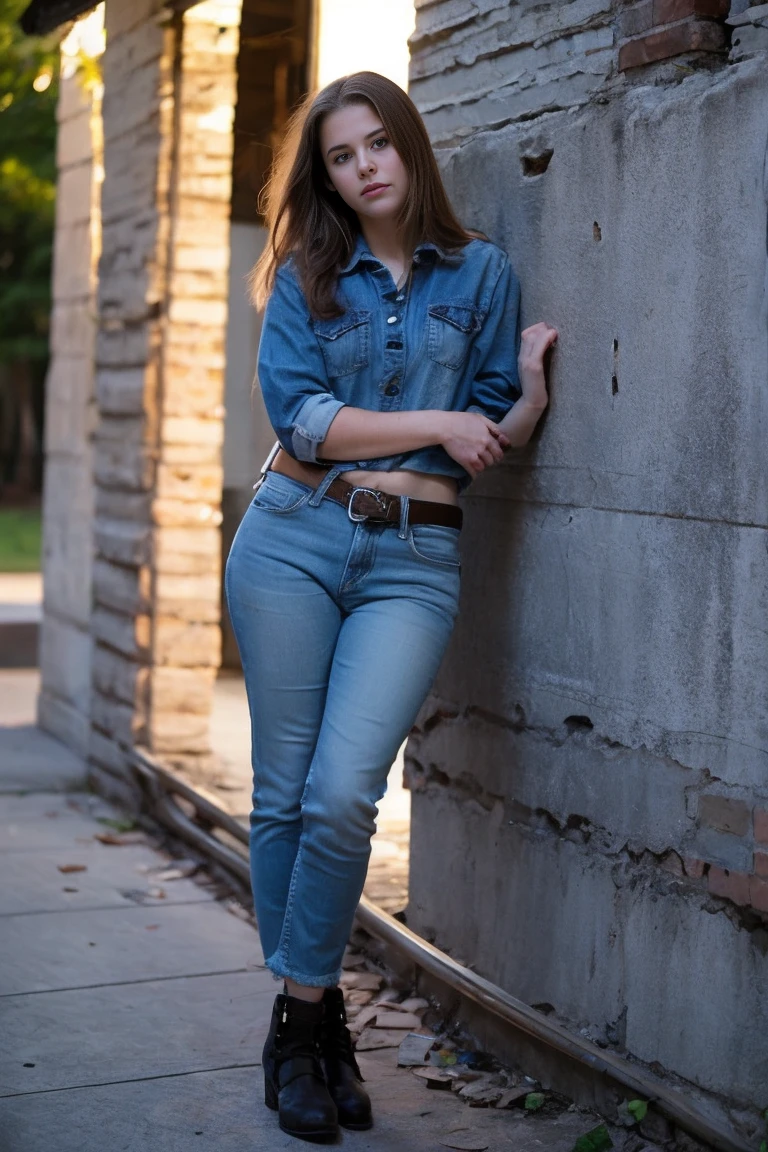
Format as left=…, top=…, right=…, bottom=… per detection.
left=312, top=309, right=372, bottom=378
left=427, top=303, right=485, bottom=370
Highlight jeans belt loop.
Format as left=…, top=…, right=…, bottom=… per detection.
left=308, top=467, right=341, bottom=507
left=397, top=495, right=410, bottom=540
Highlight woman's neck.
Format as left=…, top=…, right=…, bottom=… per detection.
left=360, top=218, right=409, bottom=284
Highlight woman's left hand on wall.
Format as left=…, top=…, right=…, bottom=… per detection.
left=519, top=321, right=557, bottom=411
left=494, top=320, right=557, bottom=450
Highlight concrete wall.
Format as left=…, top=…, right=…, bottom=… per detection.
left=38, top=9, right=104, bottom=756
left=406, top=0, right=768, bottom=1127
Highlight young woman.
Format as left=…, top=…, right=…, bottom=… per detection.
left=225, top=71, right=556, bottom=1142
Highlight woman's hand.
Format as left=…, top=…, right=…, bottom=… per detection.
left=438, top=411, right=510, bottom=479
left=494, top=320, right=557, bottom=450
left=519, top=321, right=558, bottom=409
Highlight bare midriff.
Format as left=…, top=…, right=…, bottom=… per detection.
left=272, top=448, right=460, bottom=506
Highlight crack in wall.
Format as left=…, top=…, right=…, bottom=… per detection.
left=408, top=708, right=768, bottom=937
left=410, top=751, right=768, bottom=939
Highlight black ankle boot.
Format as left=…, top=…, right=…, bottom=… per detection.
left=262, top=992, right=338, bottom=1142
left=319, top=986, right=373, bottom=1131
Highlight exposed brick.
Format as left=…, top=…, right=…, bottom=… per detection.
left=697, top=794, right=751, bottom=837
left=750, top=876, right=768, bottom=914
left=619, top=16, right=727, bottom=68
left=683, top=857, right=706, bottom=879
left=754, top=808, right=768, bottom=847
left=707, top=866, right=750, bottom=906
left=659, top=851, right=684, bottom=876
left=653, top=0, right=729, bottom=21
left=619, top=0, right=654, bottom=37
left=754, top=851, right=768, bottom=879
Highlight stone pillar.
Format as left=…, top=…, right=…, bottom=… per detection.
left=38, top=8, right=105, bottom=756
left=90, top=0, right=241, bottom=801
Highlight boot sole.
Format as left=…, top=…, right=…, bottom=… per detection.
left=339, top=1118, right=373, bottom=1131
left=278, top=1117, right=339, bottom=1142
left=266, top=1091, right=339, bottom=1142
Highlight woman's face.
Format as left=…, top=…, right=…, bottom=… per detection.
left=319, top=101, right=409, bottom=225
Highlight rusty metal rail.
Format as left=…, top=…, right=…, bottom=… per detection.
left=131, top=748, right=753, bottom=1152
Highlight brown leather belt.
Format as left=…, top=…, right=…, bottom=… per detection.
left=271, top=453, right=462, bottom=530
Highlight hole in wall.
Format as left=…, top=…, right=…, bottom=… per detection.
left=612, top=375, right=619, bottom=395
left=521, top=149, right=553, bottom=177
left=593, top=222, right=602, bottom=241
left=612, top=338, right=619, bottom=395
left=564, top=715, right=593, bottom=732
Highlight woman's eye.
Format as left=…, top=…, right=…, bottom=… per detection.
left=333, top=152, right=351, bottom=165
left=372, top=137, right=388, bottom=150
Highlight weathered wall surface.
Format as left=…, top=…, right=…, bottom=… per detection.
left=38, top=11, right=104, bottom=756
left=407, top=0, right=768, bottom=1121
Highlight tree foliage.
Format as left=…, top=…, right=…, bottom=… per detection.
left=0, top=0, right=58, bottom=364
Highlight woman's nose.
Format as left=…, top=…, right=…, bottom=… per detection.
left=358, top=154, right=375, bottom=178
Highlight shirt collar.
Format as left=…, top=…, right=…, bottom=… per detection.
left=338, top=233, right=464, bottom=275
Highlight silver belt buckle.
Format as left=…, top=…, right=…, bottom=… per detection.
left=347, top=486, right=390, bottom=523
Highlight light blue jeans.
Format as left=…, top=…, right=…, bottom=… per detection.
left=224, top=468, right=461, bottom=986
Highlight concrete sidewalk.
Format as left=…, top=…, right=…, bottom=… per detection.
left=0, top=678, right=609, bottom=1152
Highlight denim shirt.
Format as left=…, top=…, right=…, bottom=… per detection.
left=256, top=233, right=522, bottom=489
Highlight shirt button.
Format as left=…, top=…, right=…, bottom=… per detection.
left=387, top=315, right=398, bottom=325
left=396, top=294, right=404, bottom=302
left=385, top=383, right=400, bottom=396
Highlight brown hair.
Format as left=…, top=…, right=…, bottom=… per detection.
left=250, top=71, right=473, bottom=318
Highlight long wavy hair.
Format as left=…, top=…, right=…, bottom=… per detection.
left=250, top=72, right=473, bottom=319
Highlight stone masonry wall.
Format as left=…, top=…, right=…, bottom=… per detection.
left=89, top=0, right=241, bottom=800
left=406, top=0, right=768, bottom=1127
left=38, top=10, right=104, bottom=757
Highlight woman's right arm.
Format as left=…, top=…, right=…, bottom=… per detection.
left=258, top=265, right=508, bottom=474
left=322, top=407, right=508, bottom=473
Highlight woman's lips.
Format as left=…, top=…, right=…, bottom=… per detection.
left=362, top=184, right=389, bottom=197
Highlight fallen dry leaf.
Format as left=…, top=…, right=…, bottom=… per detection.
left=437, top=1130, right=489, bottom=1151
left=348, top=1004, right=381, bottom=1033
left=57, top=864, right=87, bottom=874
left=339, top=971, right=383, bottom=992
left=145, top=924, right=161, bottom=931
left=495, top=1086, right=529, bottom=1108
left=62, top=886, right=79, bottom=893
left=355, top=1028, right=414, bottom=1051
left=391, top=997, right=429, bottom=1013
left=94, top=832, right=146, bottom=846
left=347, top=989, right=373, bottom=1006
left=412, top=1067, right=457, bottom=1088
left=372, top=1011, right=423, bottom=1031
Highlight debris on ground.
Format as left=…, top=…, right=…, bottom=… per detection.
left=573, top=1122, right=613, bottom=1150
left=398, top=1032, right=436, bottom=1066
left=437, top=1128, right=490, bottom=1150
left=337, top=939, right=633, bottom=1149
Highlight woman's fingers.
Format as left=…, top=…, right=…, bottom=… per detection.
left=521, top=322, right=558, bottom=353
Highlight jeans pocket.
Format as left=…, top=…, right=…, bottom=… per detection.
left=252, top=472, right=312, bottom=514
left=408, top=524, right=462, bottom=568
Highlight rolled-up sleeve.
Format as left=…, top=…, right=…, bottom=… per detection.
left=466, top=255, right=522, bottom=423
left=256, top=263, right=345, bottom=462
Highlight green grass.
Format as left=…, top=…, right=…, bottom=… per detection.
left=0, top=507, right=41, bottom=572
